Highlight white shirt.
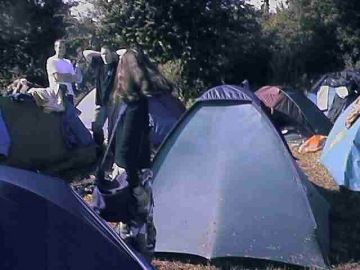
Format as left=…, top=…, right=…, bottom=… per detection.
left=46, top=56, right=75, bottom=96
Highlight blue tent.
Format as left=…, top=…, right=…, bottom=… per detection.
left=320, top=101, right=360, bottom=191
left=76, top=89, right=185, bottom=147
left=152, top=85, right=330, bottom=269
left=198, top=84, right=263, bottom=107
left=0, top=165, right=153, bottom=270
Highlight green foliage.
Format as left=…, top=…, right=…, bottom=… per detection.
left=262, top=0, right=343, bottom=89
left=0, top=0, right=70, bottom=87
left=3, top=0, right=360, bottom=96
left=333, top=0, right=360, bottom=68
left=92, top=0, right=269, bottom=99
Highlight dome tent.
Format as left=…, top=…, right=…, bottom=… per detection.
left=0, top=165, right=153, bottom=270
left=152, top=85, right=330, bottom=269
left=256, top=86, right=332, bottom=138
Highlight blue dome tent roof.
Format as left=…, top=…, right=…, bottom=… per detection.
left=0, top=165, right=153, bottom=270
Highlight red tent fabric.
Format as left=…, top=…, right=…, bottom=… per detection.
left=255, top=86, right=284, bottom=108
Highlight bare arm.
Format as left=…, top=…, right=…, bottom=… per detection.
left=53, top=72, right=76, bottom=83
left=83, top=50, right=101, bottom=63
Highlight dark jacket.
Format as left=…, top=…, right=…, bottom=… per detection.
left=114, top=96, right=151, bottom=187
left=90, top=56, right=118, bottom=106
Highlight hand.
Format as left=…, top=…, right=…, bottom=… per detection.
left=132, top=185, right=150, bottom=215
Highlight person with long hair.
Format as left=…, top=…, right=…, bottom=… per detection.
left=109, top=47, right=166, bottom=260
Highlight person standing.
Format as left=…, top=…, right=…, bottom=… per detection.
left=46, top=39, right=77, bottom=105
left=46, top=39, right=92, bottom=148
left=83, top=45, right=120, bottom=148
left=110, top=48, right=156, bottom=260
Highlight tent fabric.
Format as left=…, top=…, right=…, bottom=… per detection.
left=152, top=87, right=330, bottom=269
left=307, top=92, right=317, bottom=104
left=320, top=99, right=360, bottom=191
left=198, top=84, right=263, bottom=107
left=62, top=101, right=94, bottom=147
left=317, top=86, right=330, bottom=111
left=199, top=85, right=294, bottom=155
left=282, top=90, right=333, bottom=136
left=0, top=165, right=153, bottom=270
left=148, top=94, right=186, bottom=146
left=307, top=69, right=360, bottom=121
left=327, top=93, right=358, bottom=124
left=0, top=96, right=96, bottom=176
left=310, top=74, right=328, bottom=94
left=255, top=86, right=332, bottom=137
left=0, top=110, right=10, bottom=157
left=255, top=86, right=284, bottom=108
left=76, top=88, right=185, bottom=147
left=308, top=86, right=337, bottom=117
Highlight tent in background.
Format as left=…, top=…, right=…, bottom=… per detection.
left=320, top=99, right=360, bottom=191
left=307, top=69, right=360, bottom=123
left=152, top=86, right=330, bottom=269
left=255, top=86, right=332, bottom=139
left=76, top=88, right=185, bottom=148
left=0, top=165, right=153, bottom=270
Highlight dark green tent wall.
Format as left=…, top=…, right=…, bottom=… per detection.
left=0, top=97, right=96, bottom=176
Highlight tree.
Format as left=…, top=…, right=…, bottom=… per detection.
left=262, top=0, right=343, bottom=89
left=333, top=0, right=360, bottom=68
left=91, top=0, right=268, bottom=100
left=0, top=0, right=71, bottom=87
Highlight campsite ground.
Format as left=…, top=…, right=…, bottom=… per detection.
left=76, top=142, right=360, bottom=270
left=150, top=145, right=360, bottom=270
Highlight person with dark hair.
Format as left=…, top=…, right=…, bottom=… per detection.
left=110, top=48, right=159, bottom=260
left=83, top=45, right=120, bottom=149
left=92, top=46, right=177, bottom=260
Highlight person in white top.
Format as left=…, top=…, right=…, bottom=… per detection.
left=46, top=39, right=78, bottom=104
